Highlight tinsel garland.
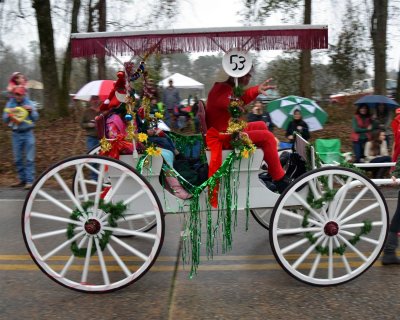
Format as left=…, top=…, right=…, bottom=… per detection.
left=136, top=150, right=252, bottom=277
left=303, top=144, right=372, bottom=255
left=167, top=131, right=206, bottom=161
left=66, top=200, right=126, bottom=257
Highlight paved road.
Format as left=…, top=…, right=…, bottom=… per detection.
left=1, top=187, right=400, bottom=319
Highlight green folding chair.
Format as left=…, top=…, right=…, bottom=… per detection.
left=315, top=138, right=351, bottom=164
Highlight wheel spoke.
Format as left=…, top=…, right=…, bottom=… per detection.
left=94, top=238, right=110, bottom=285
left=107, top=243, right=132, bottom=277
left=75, top=164, right=89, bottom=202
left=104, top=172, right=127, bottom=199
left=330, top=177, right=352, bottom=219
left=328, top=237, right=333, bottom=280
left=277, top=227, right=321, bottom=235
left=333, top=236, right=352, bottom=274
left=116, top=211, right=156, bottom=222
left=60, top=236, right=88, bottom=277
left=32, top=228, right=68, bottom=240
left=83, top=163, right=100, bottom=175
left=30, top=211, right=81, bottom=225
left=280, top=232, right=323, bottom=254
left=340, top=230, right=379, bottom=245
left=281, top=209, right=323, bottom=227
left=81, top=236, right=93, bottom=283
left=292, top=234, right=325, bottom=269
left=340, top=221, right=383, bottom=229
left=54, top=172, right=84, bottom=212
left=42, top=231, right=85, bottom=261
left=110, top=235, right=149, bottom=261
left=37, top=190, right=73, bottom=214
left=340, top=203, right=380, bottom=224
left=336, top=187, right=368, bottom=221
left=293, top=192, right=326, bottom=223
left=93, top=164, right=106, bottom=213
left=337, top=234, right=368, bottom=261
left=103, top=226, right=157, bottom=240
left=308, top=237, right=329, bottom=278
left=123, top=189, right=146, bottom=206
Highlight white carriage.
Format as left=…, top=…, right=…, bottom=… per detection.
left=21, top=26, right=389, bottom=292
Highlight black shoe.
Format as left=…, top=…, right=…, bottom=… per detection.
left=274, top=175, right=292, bottom=194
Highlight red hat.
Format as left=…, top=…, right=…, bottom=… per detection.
left=13, top=86, right=26, bottom=96
left=100, top=71, right=127, bottom=112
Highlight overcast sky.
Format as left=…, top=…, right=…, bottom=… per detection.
left=1, top=0, right=399, bottom=70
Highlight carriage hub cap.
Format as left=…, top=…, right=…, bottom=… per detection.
left=324, top=221, right=339, bottom=236
left=85, top=219, right=101, bottom=235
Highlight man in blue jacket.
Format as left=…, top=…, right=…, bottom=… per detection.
left=2, top=86, right=39, bottom=189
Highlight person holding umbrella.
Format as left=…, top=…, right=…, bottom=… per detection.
left=285, top=109, right=310, bottom=143
left=351, top=104, right=375, bottom=163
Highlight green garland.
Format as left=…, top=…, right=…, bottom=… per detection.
left=67, top=200, right=127, bottom=257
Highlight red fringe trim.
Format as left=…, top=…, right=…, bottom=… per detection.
left=71, top=28, right=328, bottom=58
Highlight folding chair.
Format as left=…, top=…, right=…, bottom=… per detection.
left=315, top=138, right=351, bottom=164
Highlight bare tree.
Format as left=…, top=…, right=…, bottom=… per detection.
left=32, top=0, right=60, bottom=115
left=371, top=0, right=388, bottom=95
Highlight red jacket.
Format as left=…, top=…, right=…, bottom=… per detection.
left=206, top=82, right=259, bottom=132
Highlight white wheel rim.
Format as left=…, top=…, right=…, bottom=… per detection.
left=270, top=168, right=388, bottom=286
left=23, top=156, right=164, bottom=292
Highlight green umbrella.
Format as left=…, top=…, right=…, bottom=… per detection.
left=267, top=95, right=328, bottom=131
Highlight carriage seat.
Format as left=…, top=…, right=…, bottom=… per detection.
left=197, top=100, right=264, bottom=171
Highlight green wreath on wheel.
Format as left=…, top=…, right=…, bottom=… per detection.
left=66, top=200, right=127, bottom=257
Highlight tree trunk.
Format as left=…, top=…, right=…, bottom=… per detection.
left=396, top=59, right=400, bottom=101
left=60, top=0, right=81, bottom=117
left=299, top=0, right=312, bottom=98
left=86, top=0, right=94, bottom=83
left=97, top=0, right=106, bottom=79
left=371, top=0, right=388, bottom=95
left=32, top=0, right=60, bottom=116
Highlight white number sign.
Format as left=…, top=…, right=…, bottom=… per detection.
left=222, top=48, right=252, bottom=77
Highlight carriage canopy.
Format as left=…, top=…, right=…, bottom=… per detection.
left=71, top=25, right=328, bottom=58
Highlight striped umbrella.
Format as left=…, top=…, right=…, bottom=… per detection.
left=73, top=80, right=115, bottom=101
left=267, top=95, right=328, bottom=132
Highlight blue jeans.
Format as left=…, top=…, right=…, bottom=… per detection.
left=353, top=139, right=368, bottom=163
left=12, top=130, right=35, bottom=183
left=86, top=136, right=99, bottom=152
left=86, top=136, right=99, bottom=180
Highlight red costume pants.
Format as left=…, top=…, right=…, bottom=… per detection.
left=217, top=121, right=284, bottom=181
left=244, top=121, right=285, bottom=181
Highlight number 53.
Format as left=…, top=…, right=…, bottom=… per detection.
left=229, top=54, right=246, bottom=71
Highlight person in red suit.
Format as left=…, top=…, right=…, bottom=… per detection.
left=391, top=108, right=400, bottom=163
left=206, top=72, right=290, bottom=193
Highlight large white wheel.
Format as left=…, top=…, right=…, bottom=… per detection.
left=72, top=146, right=157, bottom=233
left=270, top=167, right=389, bottom=286
left=22, top=155, right=164, bottom=293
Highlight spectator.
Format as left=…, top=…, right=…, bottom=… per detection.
left=364, top=130, right=391, bottom=178
left=391, top=108, right=400, bottom=162
left=81, top=95, right=102, bottom=180
left=247, top=100, right=274, bottom=132
left=381, top=161, right=400, bottom=265
left=162, top=79, right=181, bottom=129
left=81, top=95, right=102, bottom=151
left=7, top=72, right=28, bottom=97
left=374, top=103, right=393, bottom=147
left=2, top=86, right=39, bottom=189
left=351, top=104, right=374, bottom=163
left=285, top=109, right=310, bottom=143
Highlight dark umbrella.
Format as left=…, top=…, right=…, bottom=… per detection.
left=354, top=95, right=399, bottom=108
